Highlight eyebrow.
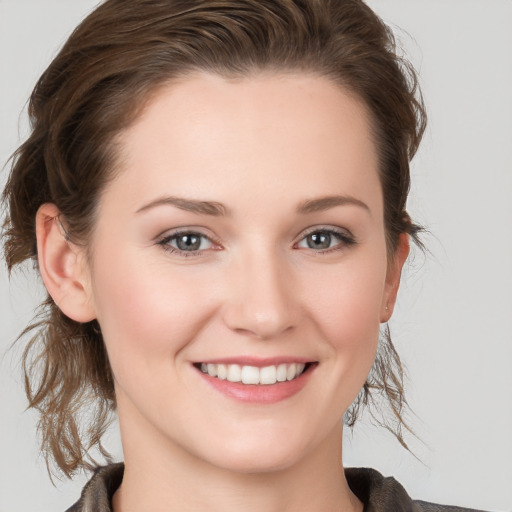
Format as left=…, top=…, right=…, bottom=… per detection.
left=135, top=194, right=369, bottom=217
left=135, top=196, right=228, bottom=216
left=297, top=195, right=370, bottom=215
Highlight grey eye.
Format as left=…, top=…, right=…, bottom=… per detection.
left=175, top=233, right=202, bottom=251
left=164, top=232, right=213, bottom=252
left=296, top=229, right=353, bottom=252
left=306, top=232, right=333, bottom=250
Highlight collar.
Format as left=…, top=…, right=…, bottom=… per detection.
left=66, top=463, right=483, bottom=512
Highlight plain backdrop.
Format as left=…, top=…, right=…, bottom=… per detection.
left=1, top=1, right=511, bottom=511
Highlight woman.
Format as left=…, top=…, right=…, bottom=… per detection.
left=1, top=0, right=502, bottom=511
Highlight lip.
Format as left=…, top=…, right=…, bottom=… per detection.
left=194, top=360, right=317, bottom=404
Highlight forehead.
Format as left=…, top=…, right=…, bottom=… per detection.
left=108, top=71, right=381, bottom=214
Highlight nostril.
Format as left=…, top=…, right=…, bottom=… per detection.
left=221, top=262, right=299, bottom=339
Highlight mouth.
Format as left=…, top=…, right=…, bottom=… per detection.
left=193, top=362, right=315, bottom=385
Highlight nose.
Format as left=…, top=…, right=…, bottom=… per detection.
left=222, top=251, right=299, bottom=340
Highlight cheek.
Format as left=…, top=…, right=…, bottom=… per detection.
left=89, top=250, right=218, bottom=382
left=300, top=250, right=388, bottom=396
left=304, top=255, right=386, bottom=344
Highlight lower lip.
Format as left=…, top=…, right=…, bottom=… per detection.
left=196, top=365, right=315, bottom=404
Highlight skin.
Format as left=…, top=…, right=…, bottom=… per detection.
left=36, top=72, right=409, bottom=512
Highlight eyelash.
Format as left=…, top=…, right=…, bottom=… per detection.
left=294, top=227, right=356, bottom=255
left=156, top=227, right=356, bottom=257
left=157, top=230, right=219, bottom=257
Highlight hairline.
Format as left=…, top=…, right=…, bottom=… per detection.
left=79, top=67, right=394, bottom=266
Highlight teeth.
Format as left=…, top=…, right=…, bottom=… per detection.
left=276, top=364, right=287, bottom=382
left=217, top=363, right=227, bottom=380
left=241, top=366, right=260, bottom=385
left=260, top=365, right=277, bottom=385
left=286, top=363, right=297, bottom=381
left=199, top=362, right=307, bottom=385
left=227, top=364, right=242, bottom=382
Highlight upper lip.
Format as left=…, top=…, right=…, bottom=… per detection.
left=193, top=356, right=314, bottom=367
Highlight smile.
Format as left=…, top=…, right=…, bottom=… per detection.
left=198, top=362, right=308, bottom=385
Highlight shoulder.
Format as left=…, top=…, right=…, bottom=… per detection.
left=65, top=463, right=124, bottom=512
left=414, top=501, right=488, bottom=512
left=345, top=467, right=489, bottom=512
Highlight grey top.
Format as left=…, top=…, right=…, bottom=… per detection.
left=65, top=463, right=488, bottom=512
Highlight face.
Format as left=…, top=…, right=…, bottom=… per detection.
left=79, top=72, right=405, bottom=473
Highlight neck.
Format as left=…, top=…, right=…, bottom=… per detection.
left=113, top=414, right=362, bottom=512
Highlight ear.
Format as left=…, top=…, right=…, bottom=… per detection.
left=36, top=203, right=96, bottom=323
left=380, top=233, right=410, bottom=323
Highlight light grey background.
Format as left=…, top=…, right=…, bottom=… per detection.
left=1, top=1, right=511, bottom=511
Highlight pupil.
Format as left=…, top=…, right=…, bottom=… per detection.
left=177, top=234, right=201, bottom=251
left=308, top=232, right=331, bottom=249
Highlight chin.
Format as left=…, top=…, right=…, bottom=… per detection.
left=210, top=449, right=302, bottom=475
left=193, top=432, right=313, bottom=475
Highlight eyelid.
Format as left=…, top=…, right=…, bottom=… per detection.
left=296, top=225, right=355, bottom=241
left=154, top=225, right=355, bottom=257
left=155, top=226, right=221, bottom=243
left=156, top=227, right=223, bottom=256
left=293, top=225, right=356, bottom=252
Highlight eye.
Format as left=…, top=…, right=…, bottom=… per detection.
left=158, top=230, right=217, bottom=255
left=295, top=228, right=355, bottom=252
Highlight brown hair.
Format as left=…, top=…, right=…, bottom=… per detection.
left=2, top=0, right=426, bottom=478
